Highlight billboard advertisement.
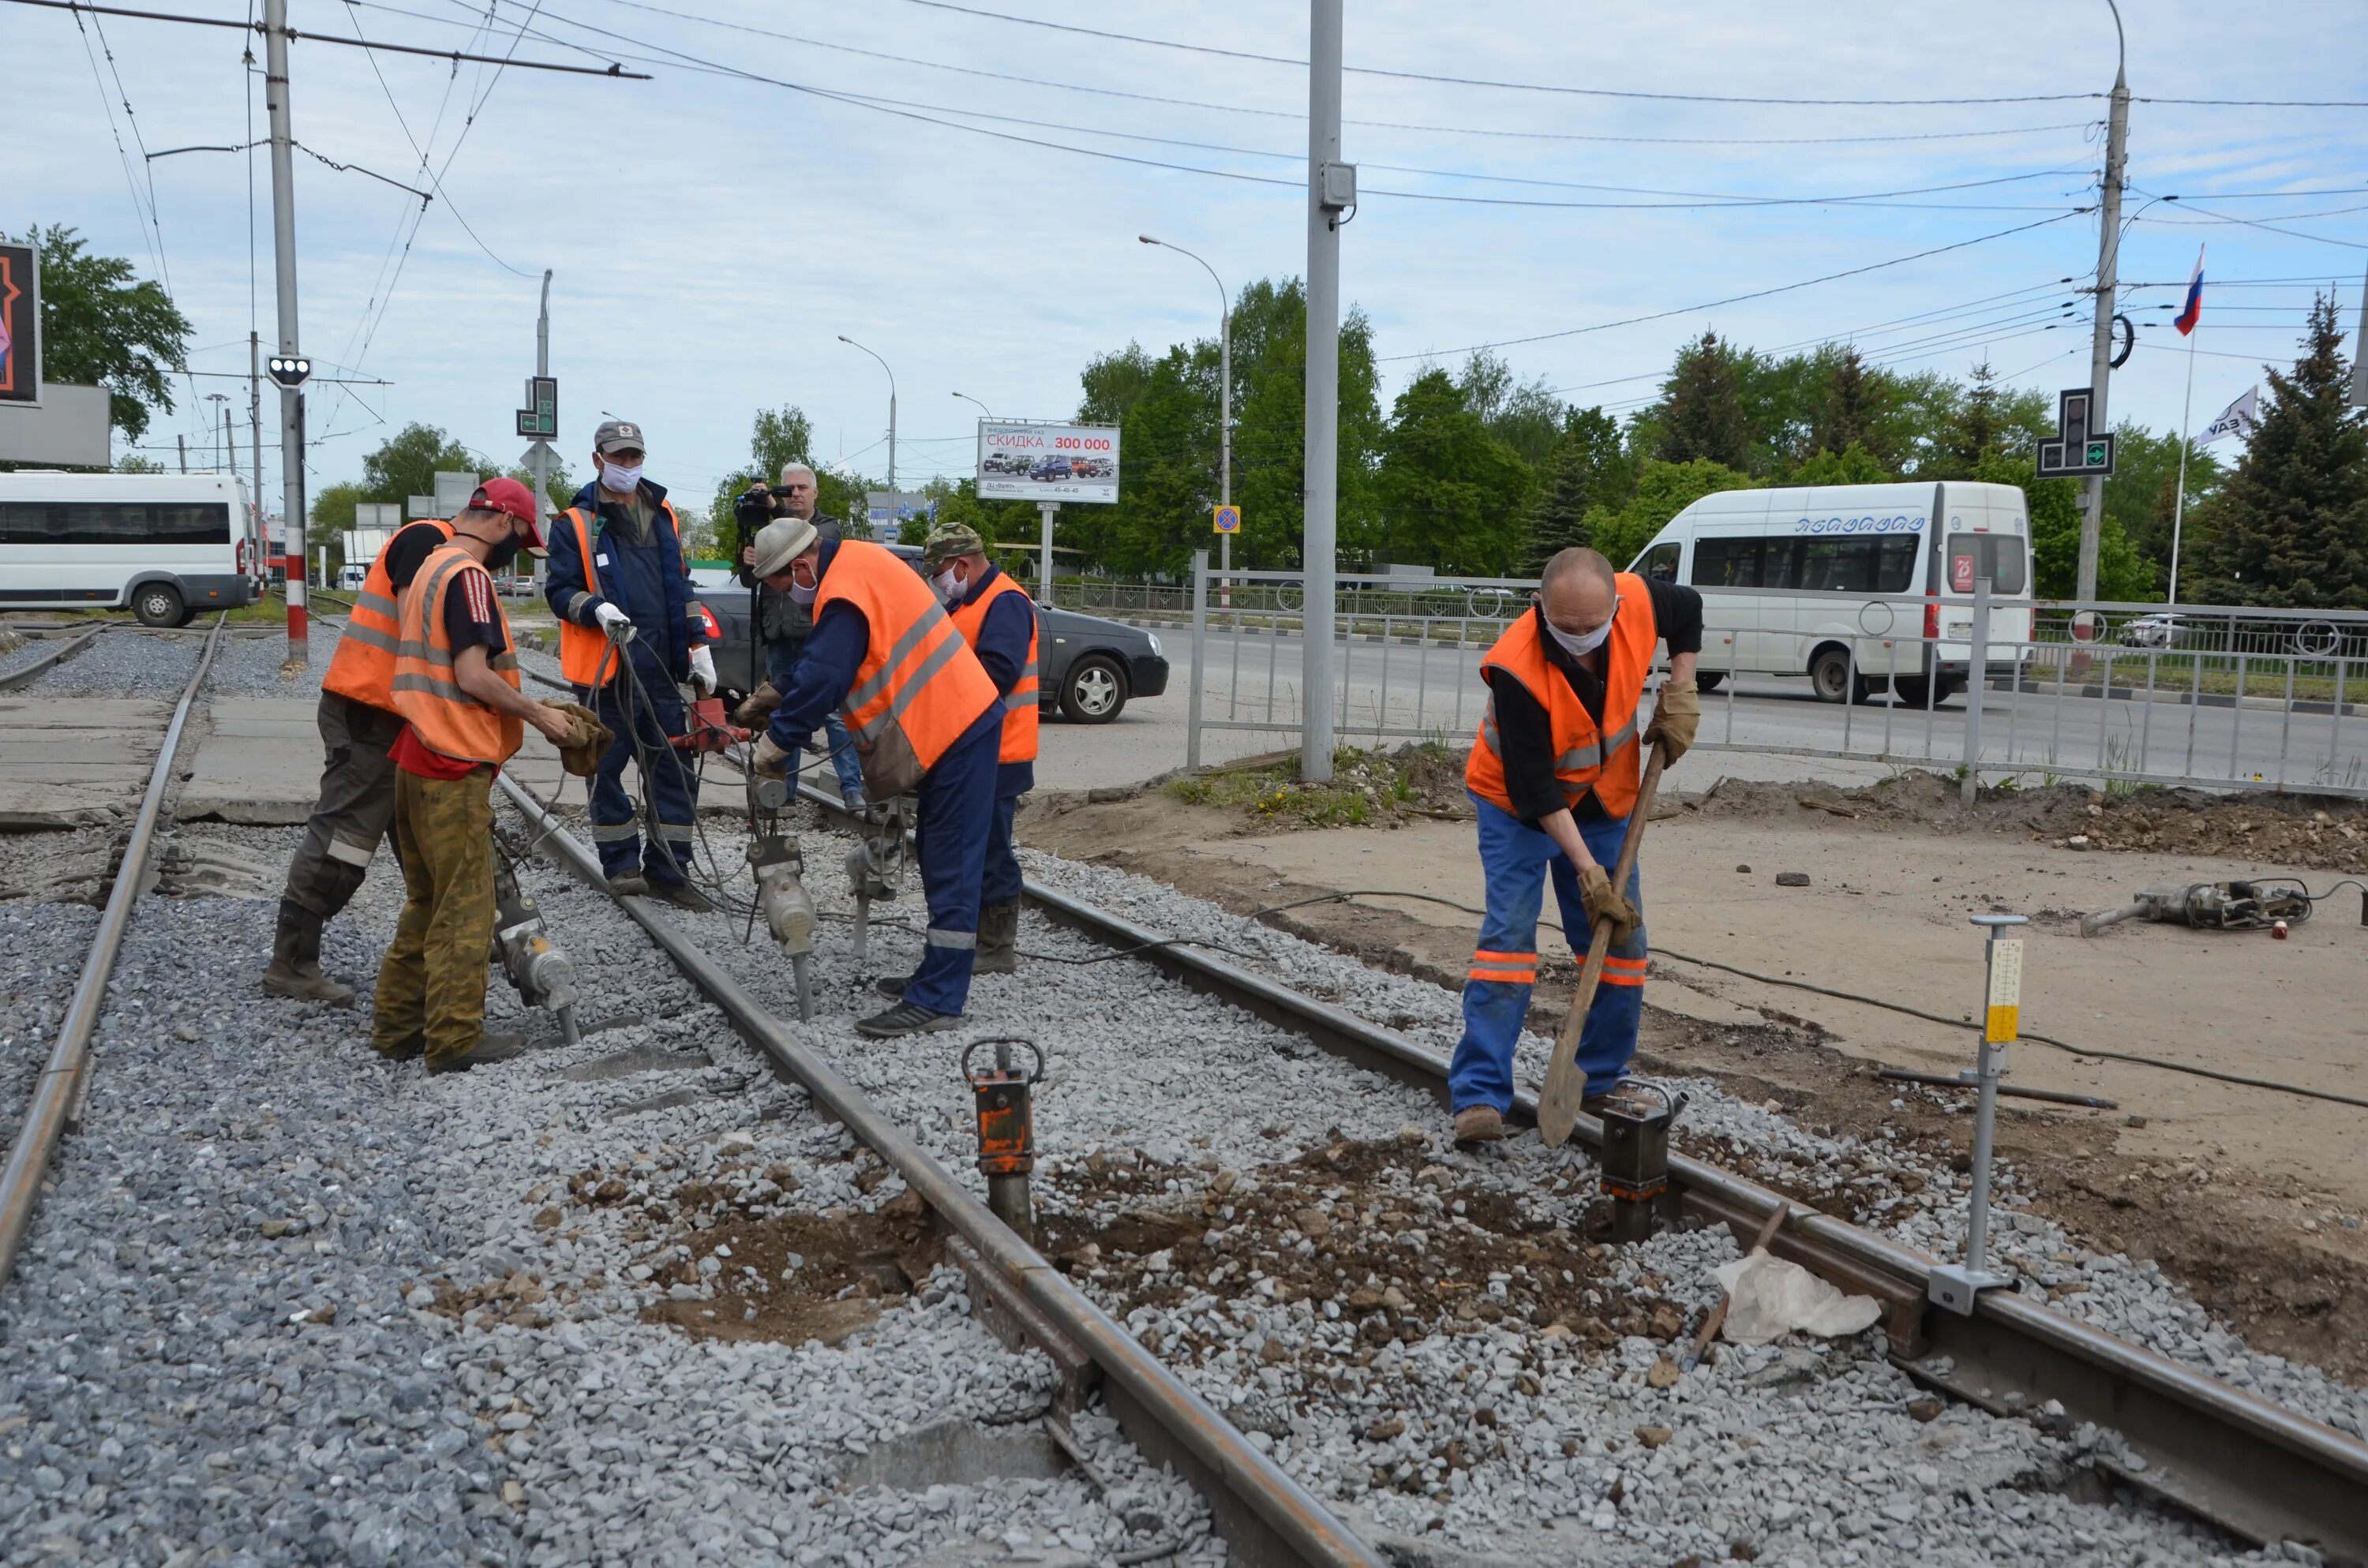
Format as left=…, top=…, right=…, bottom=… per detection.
left=1, top=240, right=40, bottom=406
left=976, top=421, right=1119, bottom=504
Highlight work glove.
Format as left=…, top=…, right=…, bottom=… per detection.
left=752, top=732, right=792, bottom=780
left=541, top=700, right=615, bottom=778
left=733, top=682, right=781, bottom=728
left=1577, top=863, right=1639, bottom=947
left=688, top=644, right=718, bottom=697
left=1643, top=680, right=1700, bottom=766
left=593, top=603, right=637, bottom=645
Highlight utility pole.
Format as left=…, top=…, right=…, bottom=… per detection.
left=207, top=393, right=234, bottom=487
left=1301, top=0, right=1347, bottom=783
left=838, top=335, right=897, bottom=492
left=176, top=435, right=187, bottom=473
left=530, top=269, right=553, bottom=530
left=263, top=0, right=309, bottom=664
left=2076, top=0, right=2130, bottom=631
left=249, top=332, right=265, bottom=572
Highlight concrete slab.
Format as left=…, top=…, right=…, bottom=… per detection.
left=0, top=697, right=174, bottom=829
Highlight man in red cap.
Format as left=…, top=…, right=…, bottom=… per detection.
left=372, top=478, right=580, bottom=1072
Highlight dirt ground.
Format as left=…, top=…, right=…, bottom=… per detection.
left=1020, top=769, right=2368, bottom=1386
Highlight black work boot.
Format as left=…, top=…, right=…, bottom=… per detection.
left=426, top=1031, right=531, bottom=1075
left=260, top=898, right=356, bottom=1006
left=974, top=900, right=1020, bottom=975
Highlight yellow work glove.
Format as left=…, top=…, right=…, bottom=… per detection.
left=1643, top=680, right=1700, bottom=765
left=541, top=701, right=614, bottom=779
left=733, top=681, right=781, bottom=729
left=752, top=732, right=792, bottom=780
left=1577, top=863, right=1639, bottom=946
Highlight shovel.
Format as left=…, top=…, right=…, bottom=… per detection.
left=1536, top=741, right=1668, bottom=1148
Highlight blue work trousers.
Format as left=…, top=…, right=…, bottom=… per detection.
left=1447, top=792, right=1647, bottom=1114
left=580, top=656, right=700, bottom=888
left=901, top=720, right=999, bottom=1016
left=765, top=641, right=867, bottom=804
left=981, top=793, right=1024, bottom=907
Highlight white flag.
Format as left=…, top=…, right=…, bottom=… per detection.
left=2201, top=387, right=2257, bottom=447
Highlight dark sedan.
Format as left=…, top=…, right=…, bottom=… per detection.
left=699, top=547, right=1168, bottom=724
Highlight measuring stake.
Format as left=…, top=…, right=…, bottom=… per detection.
left=1929, top=912, right=2028, bottom=1315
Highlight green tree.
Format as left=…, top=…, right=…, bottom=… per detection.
left=1456, top=349, right=1564, bottom=470
left=2101, top=421, right=2216, bottom=597
left=2190, top=294, right=2368, bottom=608
left=1974, top=449, right=2150, bottom=601
left=500, top=458, right=576, bottom=516
left=26, top=224, right=191, bottom=443
left=1078, top=342, right=1160, bottom=426
left=1793, top=443, right=1894, bottom=485
left=1654, top=331, right=1752, bottom=470
left=1373, top=369, right=1533, bottom=574
left=1584, top=458, right=1759, bottom=568
left=1523, top=406, right=1628, bottom=572
left=361, top=423, right=481, bottom=506
left=113, top=453, right=167, bottom=474
left=1808, top=348, right=1891, bottom=470
left=312, top=481, right=364, bottom=535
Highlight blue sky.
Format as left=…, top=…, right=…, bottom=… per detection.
left=11, top=0, right=2366, bottom=521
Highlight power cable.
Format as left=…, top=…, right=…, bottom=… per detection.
left=2127, top=188, right=2368, bottom=251
left=891, top=0, right=2103, bottom=107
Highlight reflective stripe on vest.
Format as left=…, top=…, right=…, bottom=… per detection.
left=812, top=541, right=999, bottom=795
left=322, top=518, right=455, bottom=712
left=1464, top=574, right=1658, bottom=821
left=555, top=498, right=684, bottom=687
left=946, top=571, right=1040, bottom=765
left=392, top=545, right=524, bottom=766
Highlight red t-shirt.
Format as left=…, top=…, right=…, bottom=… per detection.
left=390, top=725, right=489, bottom=780
left=392, top=558, right=511, bottom=780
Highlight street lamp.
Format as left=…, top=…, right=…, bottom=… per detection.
left=1138, top=234, right=1231, bottom=571
left=837, top=334, right=897, bottom=491
left=950, top=391, right=993, bottom=418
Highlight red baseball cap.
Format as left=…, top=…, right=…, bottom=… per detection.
left=470, top=477, right=547, bottom=554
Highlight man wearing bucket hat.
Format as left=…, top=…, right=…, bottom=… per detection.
left=911, top=522, right=1036, bottom=979
left=745, top=515, right=1003, bottom=1038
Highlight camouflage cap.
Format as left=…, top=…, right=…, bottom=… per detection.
left=920, top=522, right=987, bottom=567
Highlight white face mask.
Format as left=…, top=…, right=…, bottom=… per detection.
left=932, top=567, right=964, bottom=604
left=786, top=580, right=818, bottom=606
left=598, top=461, right=643, bottom=494
left=1542, top=604, right=1615, bottom=661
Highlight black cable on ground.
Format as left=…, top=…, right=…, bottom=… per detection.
left=1238, top=886, right=2368, bottom=1112
left=820, top=911, right=1270, bottom=967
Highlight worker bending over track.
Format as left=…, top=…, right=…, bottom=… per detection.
left=261, top=503, right=469, bottom=1002
left=1450, top=547, right=1703, bottom=1145
left=918, top=523, right=1036, bottom=975
left=373, top=485, right=578, bottom=1072
left=543, top=418, right=718, bottom=909
left=745, top=516, right=1004, bottom=1038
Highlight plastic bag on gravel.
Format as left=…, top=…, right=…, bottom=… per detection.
left=1713, top=1252, right=1883, bottom=1345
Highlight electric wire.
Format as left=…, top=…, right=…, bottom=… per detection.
left=2129, top=188, right=2368, bottom=252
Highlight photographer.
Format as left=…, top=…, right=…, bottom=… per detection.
left=733, top=462, right=868, bottom=810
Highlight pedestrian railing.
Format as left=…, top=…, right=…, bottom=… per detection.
left=1181, top=552, right=2368, bottom=799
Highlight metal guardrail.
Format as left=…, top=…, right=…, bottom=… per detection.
left=1181, top=560, right=2368, bottom=799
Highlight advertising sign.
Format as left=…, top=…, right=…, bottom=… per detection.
left=0, top=240, right=39, bottom=406
left=976, top=421, right=1120, bottom=504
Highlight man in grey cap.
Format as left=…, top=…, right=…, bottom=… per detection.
left=730, top=462, right=867, bottom=810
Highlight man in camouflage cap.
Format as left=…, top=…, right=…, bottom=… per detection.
left=910, top=522, right=1037, bottom=976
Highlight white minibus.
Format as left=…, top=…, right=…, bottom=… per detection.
left=0, top=470, right=261, bottom=625
left=1628, top=481, right=2033, bottom=705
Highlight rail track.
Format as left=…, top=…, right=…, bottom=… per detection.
left=484, top=771, right=2368, bottom=1566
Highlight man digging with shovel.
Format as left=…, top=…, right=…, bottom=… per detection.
left=1450, top=548, right=1703, bottom=1146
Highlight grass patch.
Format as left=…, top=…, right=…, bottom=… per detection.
left=1164, top=741, right=1471, bottom=830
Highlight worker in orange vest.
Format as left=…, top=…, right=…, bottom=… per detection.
left=262, top=510, right=459, bottom=1003
left=746, top=515, right=1003, bottom=1038
left=1450, top=548, right=1703, bottom=1145
left=918, top=522, right=1037, bottom=975
left=371, top=481, right=576, bottom=1072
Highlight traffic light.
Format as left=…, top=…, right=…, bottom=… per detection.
left=267, top=356, right=311, bottom=388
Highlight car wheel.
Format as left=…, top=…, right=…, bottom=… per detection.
left=1694, top=671, right=1725, bottom=694
left=1892, top=675, right=1941, bottom=709
left=1808, top=646, right=1857, bottom=704
left=1060, top=655, right=1127, bottom=724
left=132, top=582, right=185, bottom=628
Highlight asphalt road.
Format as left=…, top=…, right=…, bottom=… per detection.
left=1037, top=627, right=2366, bottom=795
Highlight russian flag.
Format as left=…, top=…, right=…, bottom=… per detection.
left=2174, top=245, right=2205, bottom=336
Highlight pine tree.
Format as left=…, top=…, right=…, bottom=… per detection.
left=1523, top=407, right=1624, bottom=572
left=1943, top=360, right=2004, bottom=474
left=1655, top=331, right=1752, bottom=470
left=2192, top=294, right=2368, bottom=608
left=1808, top=346, right=1883, bottom=465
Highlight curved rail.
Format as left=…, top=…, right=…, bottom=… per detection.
left=0, top=616, right=227, bottom=1289
left=496, top=774, right=1387, bottom=1568
left=0, top=627, right=105, bottom=692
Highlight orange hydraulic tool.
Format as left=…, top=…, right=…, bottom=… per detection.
left=672, top=697, right=749, bottom=754
left=965, top=1038, right=1043, bottom=1244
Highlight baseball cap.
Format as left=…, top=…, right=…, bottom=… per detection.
left=470, top=477, right=548, bottom=555
left=594, top=418, right=645, bottom=455
left=751, top=515, right=819, bottom=578
left=920, top=522, right=985, bottom=567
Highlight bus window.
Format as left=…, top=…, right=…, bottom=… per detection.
left=1691, top=537, right=1766, bottom=587
left=0, top=500, right=231, bottom=546
left=1638, top=541, right=1681, bottom=582
left=1946, top=533, right=2026, bottom=595
left=1794, top=536, right=1924, bottom=593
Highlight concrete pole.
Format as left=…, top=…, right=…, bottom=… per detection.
left=249, top=331, right=264, bottom=574
left=263, top=0, right=309, bottom=662
left=176, top=435, right=187, bottom=473
left=1039, top=501, right=1058, bottom=602
left=1300, top=0, right=1343, bottom=784
left=530, top=268, right=553, bottom=537
left=889, top=387, right=897, bottom=494
left=2076, top=2, right=2130, bottom=628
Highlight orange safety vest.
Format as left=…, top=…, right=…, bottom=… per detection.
left=553, top=499, right=687, bottom=687
left=323, top=518, right=456, bottom=713
left=814, top=540, right=999, bottom=799
left=1466, top=573, right=1658, bottom=821
left=392, top=544, right=524, bottom=767
left=945, top=571, right=1040, bottom=766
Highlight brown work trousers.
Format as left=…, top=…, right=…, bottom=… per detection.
left=282, top=692, right=407, bottom=921
left=371, top=765, right=497, bottom=1064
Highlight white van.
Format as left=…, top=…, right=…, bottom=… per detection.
left=0, top=470, right=261, bottom=626
left=1628, top=481, right=2033, bottom=705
